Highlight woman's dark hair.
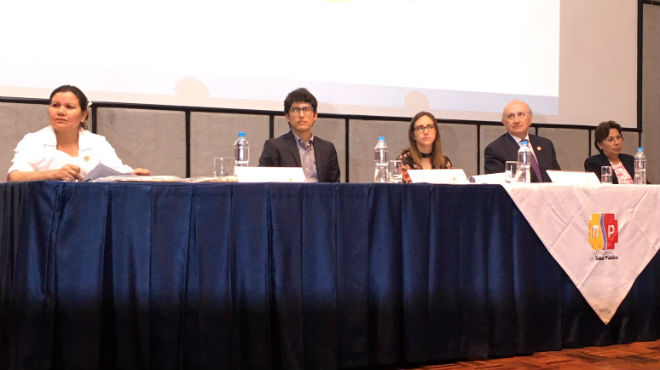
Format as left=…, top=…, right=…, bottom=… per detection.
left=49, top=85, right=90, bottom=130
left=594, top=120, right=622, bottom=153
left=407, top=111, right=448, bottom=168
left=284, top=88, right=317, bottom=113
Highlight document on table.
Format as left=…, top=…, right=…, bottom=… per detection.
left=83, top=164, right=132, bottom=182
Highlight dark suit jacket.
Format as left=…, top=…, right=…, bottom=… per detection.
left=484, top=133, right=560, bottom=183
left=584, top=153, right=634, bottom=184
left=258, top=131, right=341, bottom=182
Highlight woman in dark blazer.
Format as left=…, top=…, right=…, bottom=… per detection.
left=584, top=121, right=634, bottom=184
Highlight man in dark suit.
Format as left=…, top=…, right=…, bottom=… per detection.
left=484, top=100, right=560, bottom=182
left=258, top=88, right=340, bottom=182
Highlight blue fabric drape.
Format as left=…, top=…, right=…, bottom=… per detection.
left=1, top=182, right=658, bottom=370
left=7, top=182, right=60, bottom=369
left=0, top=182, right=28, bottom=368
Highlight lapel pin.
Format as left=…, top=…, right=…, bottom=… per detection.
left=537, top=146, right=542, bottom=151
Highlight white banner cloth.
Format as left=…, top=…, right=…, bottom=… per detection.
left=502, top=184, right=660, bottom=324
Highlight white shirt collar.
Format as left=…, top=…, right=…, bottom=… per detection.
left=509, top=133, right=531, bottom=146
left=43, top=125, right=94, bottom=150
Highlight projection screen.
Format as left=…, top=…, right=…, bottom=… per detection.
left=0, top=0, right=638, bottom=127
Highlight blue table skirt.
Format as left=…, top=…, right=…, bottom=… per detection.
left=1, top=182, right=658, bottom=369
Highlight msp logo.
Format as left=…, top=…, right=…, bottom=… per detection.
left=588, top=213, right=619, bottom=260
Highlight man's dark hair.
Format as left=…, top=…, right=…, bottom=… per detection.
left=284, top=88, right=317, bottom=113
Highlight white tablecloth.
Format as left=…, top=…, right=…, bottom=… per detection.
left=503, top=184, right=660, bottom=324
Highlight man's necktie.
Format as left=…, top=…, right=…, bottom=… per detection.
left=529, top=148, right=543, bottom=182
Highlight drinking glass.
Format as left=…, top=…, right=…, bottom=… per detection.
left=388, top=160, right=403, bottom=183
left=505, top=161, right=518, bottom=183
left=214, top=157, right=233, bottom=177
left=600, top=165, right=613, bottom=184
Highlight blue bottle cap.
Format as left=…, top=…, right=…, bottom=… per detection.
left=638, top=147, right=643, bottom=151
left=378, top=136, right=385, bottom=141
left=521, top=140, right=528, bottom=145
left=238, top=132, right=246, bottom=137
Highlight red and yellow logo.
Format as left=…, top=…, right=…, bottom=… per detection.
left=588, top=213, right=618, bottom=250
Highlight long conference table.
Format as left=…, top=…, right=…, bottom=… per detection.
left=0, top=181, right=658, bottom=370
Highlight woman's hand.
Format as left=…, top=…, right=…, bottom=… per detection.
left=7, top=164, right=80, bottom=182
left=52, top=164, right=82, bottom=181
left=133, top=168, right=151, bottom=176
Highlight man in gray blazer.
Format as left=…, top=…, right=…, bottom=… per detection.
left=258, top=88, right=340, bottom=182
left=484, top=100, right=560, bottom=182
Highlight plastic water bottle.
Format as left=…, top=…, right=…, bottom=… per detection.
left=233, top=132, right=249, bottom=168
left=373, top=136, right=389, bottom=183
left=517, top=140, right=532, bottom=183
left=634, top=147, right=646, bottom=184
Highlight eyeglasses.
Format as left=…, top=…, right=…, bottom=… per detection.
left=290, top=106, right=314, bottom=114
left=605, top=135, right=623, bottom=144
left=413, top=124, right=435, bottom=132
left=504, top=111, right=529, bottom=120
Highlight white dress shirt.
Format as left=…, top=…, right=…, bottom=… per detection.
left=8, top=126, right=133, bottom=178
left=509, top=133, right=542, bottom=161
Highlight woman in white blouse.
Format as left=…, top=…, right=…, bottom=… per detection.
left=7, top=85, right=149, bottom=182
